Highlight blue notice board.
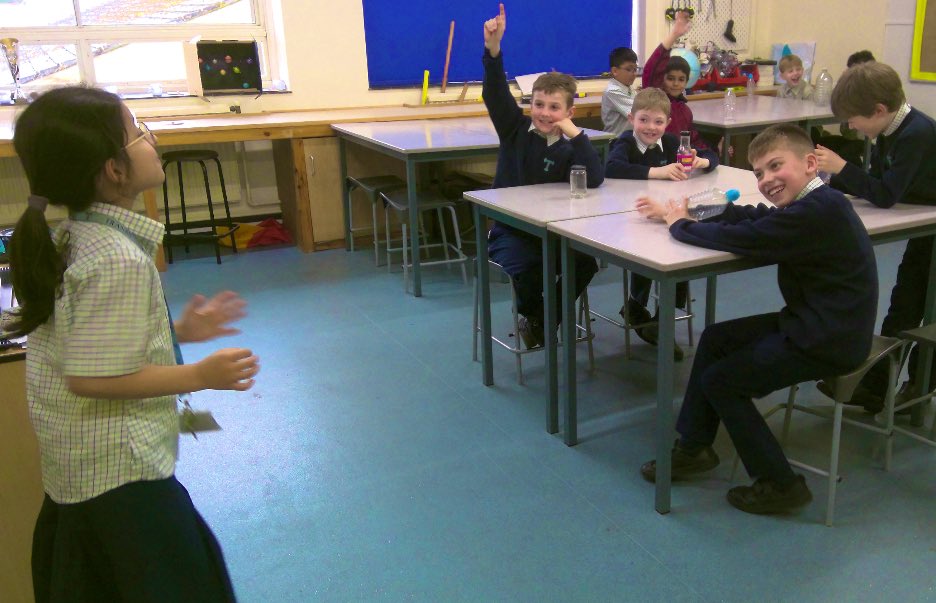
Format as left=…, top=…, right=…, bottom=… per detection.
left=362, top=1, right=632, bottom=88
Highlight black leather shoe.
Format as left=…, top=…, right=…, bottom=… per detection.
left=640, top=442, right=719, bottom=483
left=726, top=474, right=812, bottom=515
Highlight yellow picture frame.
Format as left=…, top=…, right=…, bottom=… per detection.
left=911, top=0, right=936, bottom=81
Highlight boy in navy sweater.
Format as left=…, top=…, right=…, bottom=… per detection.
left=816, top=61, right=936, bottom=413
left=637, top=124, right=877, bottom=515
left=483, top=3, right=604, bottom=348
left=606, top=87, right=718, bottom=360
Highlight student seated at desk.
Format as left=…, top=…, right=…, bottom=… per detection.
left=642, top=9, right=713, bottom=155
left=605, top=87, right=719, bottom=360
left=816, top=61, right=936, bottom=413
left=777, top=54, right=814, bottom=101
left=636, top=124, right=877, bottom=515
left=811, top=50, right=875, bottom=167
left=482, top=3, right=604, bottom=349
left=601, top=46, right=639, bottom=136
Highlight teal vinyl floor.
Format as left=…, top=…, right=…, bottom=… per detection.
left=164, top=239, right=936, bottom=602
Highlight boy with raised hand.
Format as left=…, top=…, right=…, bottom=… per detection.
left=815, top=61, right=936, bottom=413
left=636, top=124, right=877, bottom=515
left=482, top=3, right=604, bottom=349
left=602, top=46, right=639, bottom=136
left=606, top=87, right=718, bottom=359
left=642, top=9, right=711, bottom=154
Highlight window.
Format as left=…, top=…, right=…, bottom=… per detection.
left=0, top=0, right=286, bottom=101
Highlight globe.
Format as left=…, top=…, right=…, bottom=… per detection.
left=670, top=48, right=701, bottom=88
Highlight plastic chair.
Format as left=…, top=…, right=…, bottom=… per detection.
left=379, top=189, right=468, bottom=292
left=345, top=175, right=406, bottom=265
left=161, top=149, right=238, bottom=265
left=731, top=335, right=907, bottom=526
left=472, top=259, right=595, bottom=385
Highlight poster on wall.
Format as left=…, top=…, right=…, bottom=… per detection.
left=911, top=0, right=936, bottom=82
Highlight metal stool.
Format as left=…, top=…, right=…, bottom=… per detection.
left=379, top=189, right=468, bottom=292
left=731, top=335, right=907, bottom=526
left=472, top=259, right=595, bottom=385
left=345, top=175, right=406, bottom=265
left=161, top=149, right=238, bottom=265
left=894, top=324, right=936, bottom=445
left=589, top=268, right=694, bottom=358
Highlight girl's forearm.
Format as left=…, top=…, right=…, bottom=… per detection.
left=67, top=363, right=204, bottom=399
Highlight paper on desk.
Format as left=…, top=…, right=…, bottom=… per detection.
left=515, top=72, right=546, bottom=96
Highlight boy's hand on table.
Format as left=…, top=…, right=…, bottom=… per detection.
left=650, top=163, right=689, bottom=181
left=484, top=3, right=506, bottom=56
left=663, top=197, right=691, bottom=226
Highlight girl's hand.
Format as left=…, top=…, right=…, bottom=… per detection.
left=175, top=291, right=246, bottom=343
left=195, top=348, right=259, bottom=391
left=691, top=149, right=710, bottom=170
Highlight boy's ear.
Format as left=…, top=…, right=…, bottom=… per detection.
left=666, top=117, right=672, bottom=127
left=566, top=103, right=575, bottom=119
left=627, top=112, right=635, bottom=124
left=804, top=151, right=819, bottom=174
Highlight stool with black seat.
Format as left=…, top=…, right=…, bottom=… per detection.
left=731, top=335, right=907, bottom=526
left=161, top=149, right=238, bottom=265
left=472, top=259, right=595, bottom=385
left=379, top=188, right=468, bottom=292
left=345, top=175, right=406, bottom=265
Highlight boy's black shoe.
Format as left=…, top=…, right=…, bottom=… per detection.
left=640, top=441, right=720, bottom=483
left=620, top=301, right=684, bottom=361
left=726, top=474, right=812, bottom=515
left=517, top=315, right=545, bottom=350
left=816, top=380, right=913, bottom=416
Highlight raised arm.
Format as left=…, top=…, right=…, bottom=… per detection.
left=643, top=11, right=691, bottom=89
left=482, top=4, right=524, bottom=139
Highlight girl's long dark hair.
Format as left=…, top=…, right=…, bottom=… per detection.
left=7, top=86, right=128, bottom=337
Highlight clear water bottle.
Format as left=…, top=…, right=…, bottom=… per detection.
left=814, top=68, right=833, bottom=106
left=570, top=165, right=587, bottom=198
left=724, top=88, right=737, bottom=122
left=676, top=131, right=693, bottom=174
left=746, top=73, right=756, bottom=100
left=687, top=187, right=741, bottom=220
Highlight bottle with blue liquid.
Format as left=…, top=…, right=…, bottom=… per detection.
left=687, top=188, right=741, bottom=220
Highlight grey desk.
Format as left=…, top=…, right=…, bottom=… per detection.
left=689, top=95, right=839, bottom=163
left=552, top=195, right=936, bottom=515
left=333, top=117, right=614, bottom=296
left=467, top=166, right=761, bottom=436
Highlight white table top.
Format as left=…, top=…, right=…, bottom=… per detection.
left=465, top=165, right=760, bottom=228
left=332, top=116, right=614, bottom=155
left=688, top=95, right=835, bottom=128
left=549, top=196, right=936, bottom=273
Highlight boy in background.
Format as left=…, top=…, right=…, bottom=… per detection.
left=482, top=3, right=604, bottom=348
left=777, top=54, right=814, bottom=100
left=642, top=10, right=712, bottom=154
left=602, top=47, right=639, bottom=136
left=605, top=87, right=719, bottom=359
left=636, top=124, right=877, bottom=515
left=816, top=61, right=936, bottom=413
left=812, top=50, right=876, bottom=165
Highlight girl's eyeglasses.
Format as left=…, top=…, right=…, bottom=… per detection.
left=125, top=122, right=157, bottom=149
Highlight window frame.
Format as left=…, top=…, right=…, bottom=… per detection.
left=1, top=0, right=287, bottom=97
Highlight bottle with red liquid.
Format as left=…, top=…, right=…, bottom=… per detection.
left=676, top=130, right=693, bottom=175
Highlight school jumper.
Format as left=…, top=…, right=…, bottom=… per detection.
left=831, top=104, right=936, bottom=397
left=668, top=182, right=877, bottom=484
left=605, top=130, right=719, bottom=309
left=482, top=49, right=604, bottom=324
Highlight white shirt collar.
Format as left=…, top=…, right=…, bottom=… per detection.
left=635, top=136, right=663, bottom=155
left=883, top=103, right=912, bottom=137
left=795, top=177, right=825, bottom=201
left=528, top=123, right=561, bottom=146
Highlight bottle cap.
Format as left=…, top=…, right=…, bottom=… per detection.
left=725, top=189, right=741, bottom=202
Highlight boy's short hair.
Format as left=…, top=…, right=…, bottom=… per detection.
left=846, top=50, right=875, bottom=68
left=609, top=47, right=638, bottom=70
left=748, top=124, right=815, bottom=164
left=532, top=71, right=577, bottom=108
left=830, top=61, right=905, bottom=118
left=631, top=87, right=671, bottom=117
left=665, top=56, right=691, bottom=79
left=778, top=54, right=804, bottom=73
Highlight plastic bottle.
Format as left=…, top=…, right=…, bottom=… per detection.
left=745, top=72, right=756, bottom=100
left=814, top=68, right=833, bottom=106
left=676, top=131, right=693, bottom=174
left=724, top=88, right=737, bottom=122
left=687, top=188, right=741, bottom=220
